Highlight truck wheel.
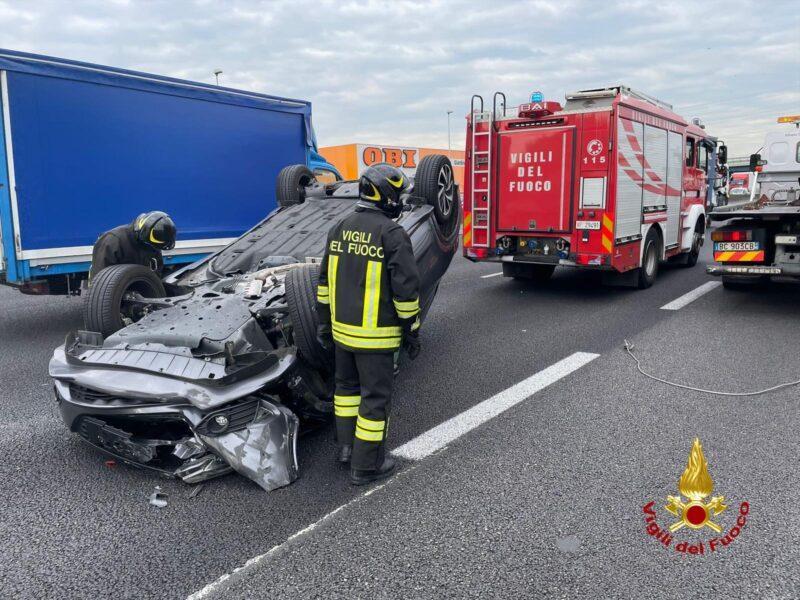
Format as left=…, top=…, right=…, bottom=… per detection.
left=502, top=262, right=555, bottom=282
left=683, top=221, right=704, bottom=268
left=84, top=264, right=166, bottom=337
left=276, top=165, right=315, bottom=207
left=415, top=154, right=459, bottom=235
left=637, top=229, right=661, bottom=289
left=285, top=264, right=333, bottom=371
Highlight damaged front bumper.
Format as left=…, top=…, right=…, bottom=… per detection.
left=50, top=341, right=301, bottom=492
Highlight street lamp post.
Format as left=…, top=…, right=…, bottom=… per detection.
left=213, top=69, right=223, bottom=86
left=446, top=110, right=453, bottom=160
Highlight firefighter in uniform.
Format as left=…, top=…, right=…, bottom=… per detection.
left=316, top=164, right=422, bottom=486
left=89, top=211, right=177, bottom=281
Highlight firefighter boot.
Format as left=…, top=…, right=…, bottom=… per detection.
left=337, top=444, right=353, bottom=464
left=350, top=456, right=396, bottom=486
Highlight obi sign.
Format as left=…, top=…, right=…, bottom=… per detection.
left=358, top=145, right=418, bottom=177
left=498, top=128, right=573, bottom=232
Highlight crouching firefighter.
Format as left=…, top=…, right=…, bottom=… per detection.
left=89, top=211, right=177, bottom=281
left=316, top=164, right=422, bottom=486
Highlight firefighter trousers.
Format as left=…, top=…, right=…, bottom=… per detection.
left=333, top=346, right=394, bottom=472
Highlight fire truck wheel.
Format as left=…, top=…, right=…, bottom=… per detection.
left=683, top=222, right=704, bottom=268
left=502, top=262, right=556, bottom=282
left=276, top=164, right=316, bottom=207
left=414, top=154, right=459, bottom=235
left=637, top=229, right=661, bottom=289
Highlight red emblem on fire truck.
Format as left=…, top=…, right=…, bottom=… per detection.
left=586, top=139, right=603, bottom=156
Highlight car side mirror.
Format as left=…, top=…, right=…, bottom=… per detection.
left=718, top=144, right=727, bottom=165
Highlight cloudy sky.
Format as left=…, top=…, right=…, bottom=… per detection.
left=1, top=0, right=798, bottom=156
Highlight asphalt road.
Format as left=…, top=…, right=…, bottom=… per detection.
left=1, top=242, right=798, bottom=599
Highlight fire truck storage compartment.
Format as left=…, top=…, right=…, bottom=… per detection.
left=497, top=127, right=575, bottom=233
left=615, top=116, right=684, bottom=246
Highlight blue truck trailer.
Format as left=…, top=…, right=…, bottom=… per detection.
left=0, top=49, right=339, bottom=295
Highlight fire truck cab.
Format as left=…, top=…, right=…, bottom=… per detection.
left=463, top=86, right=722, bottom=288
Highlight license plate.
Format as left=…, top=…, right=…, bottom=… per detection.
left=575, top=220, right=600, bottom=230
left=714, top=241, right=760, bottom=251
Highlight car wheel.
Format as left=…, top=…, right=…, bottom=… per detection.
left=502, top=263, right=555, bottom=282
left=285, top=264, right=333, bottom=371
left=414, top=154, right=459, bottom=235
left=276, top=165, right=316, bottom=207
left=84, top=264, right=166, bottom=337
left=637, top=229, right=661, bottom=289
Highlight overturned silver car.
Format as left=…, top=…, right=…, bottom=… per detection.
left=50, top=155, right=459, bottom=491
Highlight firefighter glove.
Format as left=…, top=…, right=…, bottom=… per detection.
left=403, top=328, right=421, bottom=360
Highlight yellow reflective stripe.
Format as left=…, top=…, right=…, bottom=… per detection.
left=357, top=415, right=385, bottom=432
left=335, top=405, right=359, bottom=417
left=393, top=298, right=419, bottom=312
left=332, top=330, right=401, bottom=350
left=362, top=260, right=382, bottom=330
left=328, top=255, right=339, bottom=319
left=355, top=427, right=383, bottom=442
left=334, top=394, right=361, bottom=406
left=332, top=321, right=402, bottom=338
left=317, top=284, right=330, bottom=304
left=410, top=317, right=420, bottom=331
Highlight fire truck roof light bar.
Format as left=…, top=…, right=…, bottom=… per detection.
left=566, top=85, right=673, bottom=111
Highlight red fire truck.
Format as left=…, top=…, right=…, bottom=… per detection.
left=463, top=86, right=724, bottom=287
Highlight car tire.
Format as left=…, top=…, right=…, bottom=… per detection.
left=502, top=262, right=555, bottom=282
left=285, top=264, right=333, bottom=371
left=414, top=154, right=459, bottom=235
left=84, top=264, right=166, bottom=337
left=276, top=165, right=316, bottom=208
left=636, top=228, right=661, bottom=289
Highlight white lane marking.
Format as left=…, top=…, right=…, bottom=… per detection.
left=186, top=471, right=403, bottom=600
left=660, top=281, right=721, bottom=311
left=393, top=351, right=600, bottom=461
left=481, top=271, right=503, bottom=279
left=187, top=352, right=599, bottom=599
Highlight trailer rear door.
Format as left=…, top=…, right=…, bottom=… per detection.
left=496, top=127, right=575, bottom=233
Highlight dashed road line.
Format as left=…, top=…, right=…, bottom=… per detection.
left=481, top=271, right=503, bottom=279
left=186, top=351, right=599, bottom=599
left=660, top=281, right=721, bottom=311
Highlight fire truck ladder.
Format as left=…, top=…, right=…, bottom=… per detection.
left=470, top=94, right=495, bottom=248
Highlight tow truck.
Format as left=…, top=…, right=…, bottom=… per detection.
left=463, top=86, right=724, bottom=288
left=707, top=115, right=800, bottom=289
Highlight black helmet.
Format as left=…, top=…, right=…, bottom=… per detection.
left=359, top=164, right=411, bottom=217
left=133, top=211, right=176, bottom=250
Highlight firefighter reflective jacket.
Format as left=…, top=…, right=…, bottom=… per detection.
left=317, top=205, right=420, bottom=352
left=89, top=224, right=164, bottom=280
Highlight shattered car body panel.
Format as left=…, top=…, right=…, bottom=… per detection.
left=50, top=173, right=459, bottom=492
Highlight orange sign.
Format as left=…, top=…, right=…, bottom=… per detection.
left=361, top=146, right=418, bottom=169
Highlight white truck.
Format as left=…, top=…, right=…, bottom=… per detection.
left=707, top=116, right=800, bottom=289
